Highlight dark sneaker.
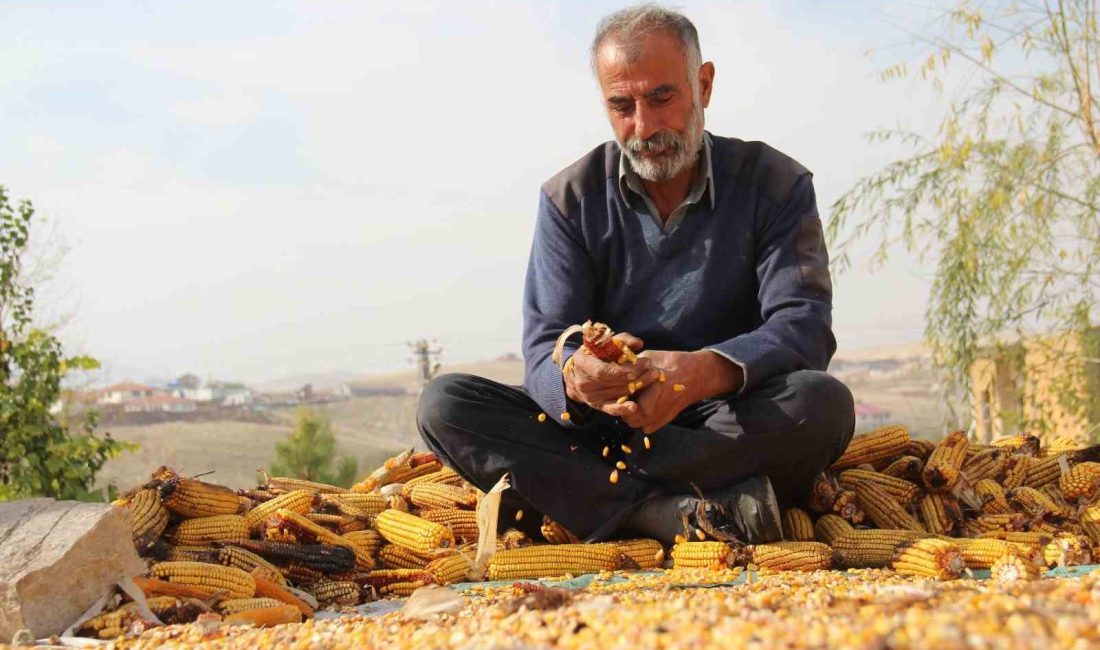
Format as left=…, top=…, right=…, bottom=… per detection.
left=684, top=476, right=783, bottom=544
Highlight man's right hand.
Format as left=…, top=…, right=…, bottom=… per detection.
left=563, top=332, right=661, bottom=414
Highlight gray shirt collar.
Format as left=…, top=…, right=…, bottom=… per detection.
left=617, top=131, right=716, bottom=215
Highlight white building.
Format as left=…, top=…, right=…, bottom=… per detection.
left=98, top=382, right=160, bottom=405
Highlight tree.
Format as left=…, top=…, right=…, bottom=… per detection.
left=176, top=373, right=201, bottom=390
left=269, top=406, right=357, bottom=487
left=828, top=1, right=1099, bottom=430
left=0, top=186, right=133, bottom=501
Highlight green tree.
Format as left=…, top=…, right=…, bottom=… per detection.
left=269, top=406, right=357, bottom=487
left=0, top=186, right=133, bottom=501
left=829, top=1, right=1099, bottom=429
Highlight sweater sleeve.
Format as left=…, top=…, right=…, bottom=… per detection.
left=522, top=190, right=597, bottom=425
left=705, top=174, right=836, bottom=393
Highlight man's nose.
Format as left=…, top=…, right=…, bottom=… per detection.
left=633, top=102, right=659, bottom=141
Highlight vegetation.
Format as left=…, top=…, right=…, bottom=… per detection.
left=269, top=406, right=357, bottom=487
left=0, top=186, right=132, bottom=501
left=829, top=1, right=1099, bottom=432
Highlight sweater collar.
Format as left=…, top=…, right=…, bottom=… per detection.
left=617, top=131, right=715, bottom=211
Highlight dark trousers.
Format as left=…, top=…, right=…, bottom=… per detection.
left=416, top=370, right=855, bottom=540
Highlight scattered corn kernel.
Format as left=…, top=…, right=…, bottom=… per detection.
left=673, top=383, right=686, bottom=392
left=621, top=444, right=632, bottom=454
left=615, top=461, right=627, bottom=470
left=537, top=413, right=547, bottom=423
left=560, top=412, right=571, bottom=421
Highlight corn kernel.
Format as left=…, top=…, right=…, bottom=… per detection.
left=621, top=444, right=632, bottom=454
left=602, top=446, right=610, bottom=458
left=537, top=413, right=547, bottom=423
left=658, top=370, right=667, bottom=382
left=514, top=509, right=523, bottom=522
left=616, top=395, right=629, bottom=404
left=644, top=436, right=652, bottom=450
left=560, top=412, right=571, bottom=421
left=609, top=469, right=620, bottom=484
left=673, top=384, right=685, bottom=392
left=616, top=461, right=627, bottom=470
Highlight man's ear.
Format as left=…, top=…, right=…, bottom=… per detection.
left=698, top=62, right=715, bottom=108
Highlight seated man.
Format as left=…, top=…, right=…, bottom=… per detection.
left=418, top=5, right=854, bottom=545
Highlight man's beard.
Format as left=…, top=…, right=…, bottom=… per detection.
left=618, top=99, right=705, bottom=183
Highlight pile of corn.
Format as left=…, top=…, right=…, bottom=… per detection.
left=78, top=425, right=1100, bottom=641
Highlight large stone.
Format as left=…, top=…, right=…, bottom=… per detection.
left=0, top=498, right=145, bottom=640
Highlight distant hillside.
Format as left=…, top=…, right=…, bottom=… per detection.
left=352, top=356, right=525, bottom=393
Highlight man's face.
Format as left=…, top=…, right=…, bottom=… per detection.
left=595, top=30, right=714, bottom=182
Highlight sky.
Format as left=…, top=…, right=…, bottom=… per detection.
left=0, top=0, right=949, bottom=385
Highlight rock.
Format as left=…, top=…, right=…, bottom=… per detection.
left=0, top=498, right=145, bottom=640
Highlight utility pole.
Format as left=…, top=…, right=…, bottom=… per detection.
left=407, top=339, right=442, bottom=391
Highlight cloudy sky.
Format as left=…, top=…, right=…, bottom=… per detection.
left=1, top=0, right=947, bottom=385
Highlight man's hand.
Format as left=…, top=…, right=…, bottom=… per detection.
left=564, top=332, right=661, bottom=413
left=601, top=350, right=744, bottom=433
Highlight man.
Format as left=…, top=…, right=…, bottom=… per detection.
left=418, top=5, right=854, bottom=545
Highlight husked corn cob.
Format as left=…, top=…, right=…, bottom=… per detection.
left=961, top=448, right=1007, bottom=483
left=978, top=531, right=1053, bottom=551
left=386, top=493, right=411, bottom=513
left=238, top=488, right=278, bottom=503
left=309, top=580, right=361, bottom=606
left=750, top=542, right=831, bottom=572
left=343, top=529, right=384, bottom=556
left=541, top=515, right=581, bottom=544
left=380, top=544, right=431, bottom=570
left=975, top=479, right=1012, bottom=515
left=918, top=493, right=963, bottom=536
left=671, top=541, right=733, bottom=569
left=1042, top=435, right=1086, bottom=457
left=832, top=489, right=865, bottom=524
left=233, top=539, right=357, bottom=573
left=1060, top=462, right=1100, bottom=503
left=77, top=605, right=145, bottom=639
left=420, top=509, right=480, bottom=543
left=245, top=489, right=316, bottom=531
left=1001, top=455, right=1033, bottom=489
left=360, top=568, right=429, bottom=591
left=304, top=512, right=348, bottom=531
left=408, top=483, right=478, bottom=510
left=124, top=488, right=169, bottom=553
left=153, top=467, right=241, bottom=518
left=424, top=553, right=474, bottom=585
left=409, top=451, right=440, bottom=466
left=855, top=483, right=925, bottom=532
left=891, top=538, right=964, bottom=580
left=150, top=561, right=256, bottom=599
left=381, top=581, right=426, bottom=597
left=974, top=513, right=1029, bottom=533
left=166, top=545, right=216, bottom=562
left=781, top=508, right=815, bottom=542
left=992, top=434, right=1041, bottom=456
left=488, top=543, right=624, bottom=579
left=838, top=469, right=921, bottom=507
left=903, top=438, right=936, bottom=462
left=952, top=538, right=1041, bottom=569
left=216, top=597, right=285, bottom=615
left=171, top=514, right=248, bottom=546
left=375, top=509, right=454, bottom=555
left=1042, top=534, right=1093, bottom=567
left=260, top=472, right=348, bottom=495
left=265, top=508, right=357, bottom=547
left=499, top=528, right=532, bottom=550
left=400, top=466, right=463, bottom=497
left=921, top=431, right=968, bottom=492
left=280, top=564, right=325, bottom=585
left=217, top=546, right=287, bottom=586
left=880, top=456, right=924, bottom=483
left=813, top=514, right=853, bottom=545
left=1023, top=455, right=1063, bottom=488
left=321, top=492, right=388, bottom=519
left=831, top=425, right=910, bottom=471
left=613, top=538, right=665, bottom=569
left=830, top=529, right=922, bottom=568
left=807, top=472, right=839, bottom=514
left=1007, top=487, right=1068, bottom=519
left=991, top=551, right=1043, bottom=582
left=353, top=458, right=440, bottom=492
left=1080, top=505, right=1100, bottom=544
left=250, top=570, right=314, bottom=618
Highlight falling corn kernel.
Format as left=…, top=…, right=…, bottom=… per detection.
left=616, top=461, right=627, bottom=470
left=609, top=469, right=620, bottom=484
left=644, top=436, right=652, bottom=450
left=672, top=384, right=686, bottom=392
left=694, top=528, right=706, bottom=541
left=602, top=446, right=610, bottom=458
left=616, top=395, right=629, bottom=404
left=617, top=354, right=627, bottom=364
left=515, top=509, right=524, bottom=522
left=560, top=412, right=571, bottom=421
left=537, top=413, right=547, bottom=423
left=658, top=370, right=667, bottom=383
left=628, top=382, right=637, bottom=394
left=621, top=444, right=632, bottom=454
left=674, top=534, right=686, bottom=544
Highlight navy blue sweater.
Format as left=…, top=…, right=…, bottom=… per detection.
left=522, top=133, right=835, bottom=425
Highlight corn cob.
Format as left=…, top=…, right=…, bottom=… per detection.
left=838, top=469, right=921, bottom=507
left=952, top=538, right=1041, bottom=569
left=1007, top=487, right=1068, bottom=520
left=1080, top=505, right=1100, bottom=544
left=408, top=483, right=478, bottom=510
left=245, top=489, right=316, bottom=531
left=259, top=471, right=349, bottom=495
left=152, top=467, right=241, bottom=518
left=409, top=451, right=439, bottom=466
left=1041, top=534, right=1093, bottom=567
left=613, top=538, right=665, bottom=569
left=320, top=492, right=388, bottom=520
left=880, top=456, right=924, bottom=483
left=343, top=529, right=384, bottom=556
left=359, top=568, right=429, bottom=592
left=77, top=605, right=146, bottom=639
left=375, top=509, right=454, bottom=555
left=1060, top=461, right=1100, bottom=503
left=807, top=473, right=839, bottom=514
left=670, top=541, right=733, bottom=569
left=891, top=538, right=964, bottom=580
left=309, top=580, right=361, bottom=606
left=832, top=489, right=865, bottom=524
left=379, top=544, right=431, bottom=570
left=978, top=531, right=1053, bottom=550
left=750, top=542, right=831, bottom=572
left=812, top=514, right=853, bottom=545
left=1001, top=455, right=1033, bottom=489
left=263, top=508, right=352, bottom=546
left=918, top=493, right=964, bottom=536
left=400, top=466, right=464, bottom=497
left=232, top=539, right=357, bottom=573
left=540, top=515, right=581, bottom=544
left=974, top=479, right=1012, bottom=515
left=781, top=508, right=815, bottom=542
left=216, top=597, right=285, bottom=615
left=171, top=514, right=249, bottom=546
left=499, top=528, right=532, bottom=550
left=352, top=454, right=441, bottom=492
left=417, top=509, right=479, bottom=543
left=830, top=529, right=923, bottom=568
left=1042, top=435, right=1086, bottom=457
left=903, top=438, right=936, bottom=462
left=921, top=431, right=968, bottom=492
left=961, top=448, right=1007, bottom=483
left=304, top=512, right=348, bottom=531
left=974, top=513, right=1029, bottom=533
left=217, top=546, right=286, bottom=586
left=238, top=488, right=278, bottom=503
left=386, top=493, right=411, bottom=513
left=380, top=581, right=427, bottom=597
left=992, top=433, right=1041, bottom=456
left=424, top=553, right=474, bottom=585
left=990, top=551, right=1043, bottom=582
left=855, top=483, right=925, bottom=532
left=830, top=425, right=910, bottom=471
left=279, top=563, right=325, bottom=585
left=553, top=320, right=627, bottom=366
left=166, top=544, right=217, bottom=562
left=132, top=575, right=218, bottom=600
left=150, top=561, right=256, bottom=599
left=224, top=604, right=303, bottom=627
left=250, top=569, right=314, bottom=618
left=122, top=488, right=169, bottom=553
left=488, top=543, right=625, bottom=580
left=1023, top=455, right=1063, bottom=488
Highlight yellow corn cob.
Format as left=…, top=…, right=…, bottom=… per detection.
left=974, top=479, right=1012, bottom=515
left=992, top=434, right=1041, bottom=456
left=424, top=553, right=474, bottom=585
left=150, top=561, right=255, bottom=599
left=408, top=483, right=478, bottom=510
left=855, top=483, right=925, bottom=532
left=124, top=488, right=169, bottom=553
left=1041, top=534, right=1093, bottom=567
left=304, top=512, right=347, bottom=530
left=961, top=448, right=1007, bottom=483
left=880, top=456, right=924, bottom=483
left=952, top=538, right=1041, bottom=569
left=419, top=508, right=479, bottom=543
left=379, top=544, right=431, bottom=570
left=216, top=597, right=285, bottom=615
left=891, top=538, right=964, bottom=580
left=343, top=529, right=384, bottom=556
left=386, top=493, right=411, bottom=513
left=903, top=438, right=936, bottom=462
left=153, top=467, right=241, bottom=518
left=260, top=472, right=349, bottom=495
left=978, top=531, right=1053, bottom=550
left=352, top=454, right=441, bottom=492
left=498, top=528, right=531, bottom=550
left=974, top=513, right=1029, bottom=533
left=1080, top=505, right=1100, bottom=544
left=171, top=514, right=248, bottom=546
left=1041, top=435, right=1085, bottom=457
left=1060, top=461, right=1100, bottom=504
left=1007, top=486, right=1068, bottom=519
left=750, top=541, right=831, bottom=572
left=812, top=514, right=853, bottom=545
left=540, top=515, right=582, bottom=544
left=360, top=568, right=429, bottom=592
left=781, top=508, right=815, bottom=542
left=217, top=546, right=287, bottom=586
left=838, top=469, right=921, bottom=508
left=309, top=580, right=360, bottom=606
left=921, top=430, right=968, bottom=492
left=831, top=489, right=865, bottom=524
left=830, top=529, right=923, bottom=568
left=487, top=543, right=624, bottom=579
left=613, top=538, right=665, bottom=569
left=1023, top=455, right=1063, bottom=488
left=375, top=509, right=454, bottom=555
left=380, top=581, right=427, bottom=597
left=245, top=489, right=316, bottom=531
left=830, top=425, right=910, bottom=471
left=400, top=467, right=464, bottom=498
left=670, top=541, right=733, bottom=570
left=918, top=493, right=963, bottom=536
left=1001, top=455, right=1033, bottom=490
left=990, top=551, right=1043, bottom=582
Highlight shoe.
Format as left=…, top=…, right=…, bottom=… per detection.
left=683, top=476, right=783, bottom=544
